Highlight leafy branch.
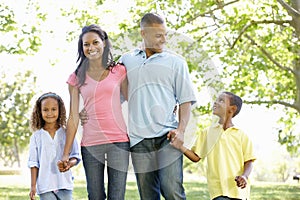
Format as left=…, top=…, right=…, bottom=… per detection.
left=244, top=33, right=295, bottom=75
left=244, top=100, right=300, bottom=112
left=277, top=0, right=300, bottom=17
left=186, top=0, right=240, bottom=24
left=231, top=19, right=291, bottom=49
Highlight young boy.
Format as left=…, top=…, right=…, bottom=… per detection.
left=168, top=91, right=256, bottom=200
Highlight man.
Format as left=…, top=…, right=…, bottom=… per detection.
left=120, top=13, right=196, bottom=199
left=79, top=13, right=196, bottom=199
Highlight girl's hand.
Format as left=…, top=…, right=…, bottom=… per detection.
left=29, top=188, right=36, bottom=200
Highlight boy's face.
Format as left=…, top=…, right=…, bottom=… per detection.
left=212, top=93, right=232, bottom=118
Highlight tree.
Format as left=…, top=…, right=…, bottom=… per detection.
left=0, top=71, right=36, bottom=167
left=57, top=0, right=300, bottom=154
left=0, top=0, right=45, bottom=167
left=0, top=0, right=46, bottom=55
left=112, top=0, right=300, bottom=155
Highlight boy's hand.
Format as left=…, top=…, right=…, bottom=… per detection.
left=235, top=175, right=247, bottom=189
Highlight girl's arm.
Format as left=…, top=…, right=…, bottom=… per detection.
left=29, top=167, right=38, bottom=200
left=62, top=85, right=80, bottom=164
left=68, top=157, right=79, bottom=168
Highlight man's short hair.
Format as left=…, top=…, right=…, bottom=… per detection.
left=140, top=13, right=165, bottom=29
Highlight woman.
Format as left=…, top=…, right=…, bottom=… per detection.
left=61, top=24, right=129, bottom=200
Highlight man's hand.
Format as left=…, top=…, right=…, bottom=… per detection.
left=235, top=175, right=248, bottom=189
left=79, top=108, right=88, bottom=126
left=167, top=129, right=184, bottom=150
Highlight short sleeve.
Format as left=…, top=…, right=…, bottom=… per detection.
left=112, top=63, right=127, bottom=81
left=241, top=131, right=256, bottom=162
left=192, top=129, right=208, bottom=158
left=174, top=59, right=197, bottom=105
left=67, top=72, right=78, bottom=87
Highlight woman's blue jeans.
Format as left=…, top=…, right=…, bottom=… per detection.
left=81, top=142, right=130, bottom=200
left=130, top=134, right=186, bottom=200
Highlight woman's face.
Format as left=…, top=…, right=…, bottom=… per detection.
left=82, top=31, right=105, bottom=60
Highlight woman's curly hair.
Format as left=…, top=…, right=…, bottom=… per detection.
left=30, top=92, right=67, bottom=131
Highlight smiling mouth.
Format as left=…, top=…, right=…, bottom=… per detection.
left=89, top=51, right=98, bottom=56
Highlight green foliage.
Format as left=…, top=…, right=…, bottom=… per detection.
left=122, top=0, right=300, bottom=155
left=0, top=71, right=36, bottom=167
left=277, top=110, right=300, bottom=155
left=0, top=1, right=46, bottom=55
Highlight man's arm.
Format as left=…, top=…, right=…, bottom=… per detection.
left=177, top=102, right=191, bottom=133
left=168, top=101, right=191, bottom=137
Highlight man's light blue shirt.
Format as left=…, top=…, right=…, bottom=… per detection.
left=120, top=49, right=197, bottom=147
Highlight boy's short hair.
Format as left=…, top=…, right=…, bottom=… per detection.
left=224, top=91, right=243, bottom=117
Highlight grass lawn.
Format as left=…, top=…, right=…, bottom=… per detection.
left=0, top=175, right=299, bottom=199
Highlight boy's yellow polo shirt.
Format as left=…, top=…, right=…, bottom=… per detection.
left=192, top=121, right=256, bottom=200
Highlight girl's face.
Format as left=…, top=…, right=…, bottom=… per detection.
left=82, top=32, right=105, bottom=61
left=41, top=97, right=59, bottom=125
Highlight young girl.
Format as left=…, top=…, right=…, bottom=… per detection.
left=28, top=92, right=80, bottom=200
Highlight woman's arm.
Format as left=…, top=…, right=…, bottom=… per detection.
left=62, top=85, right=80, bottom=164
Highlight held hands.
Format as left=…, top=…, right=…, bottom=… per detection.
left=235, top=175, right=248, bottom=189
left=167, top=129, right=185, bottom=152
left=57, top=155, right=71, bottom=172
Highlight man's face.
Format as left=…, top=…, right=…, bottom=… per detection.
left=141, top=23, right=167, bottom=55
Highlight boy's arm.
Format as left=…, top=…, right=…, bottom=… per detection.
left=235, top=160, right=254, bottom=188
left=180, top=146, right=201, bottom=162
left=167, top=132, right=201, bottom=163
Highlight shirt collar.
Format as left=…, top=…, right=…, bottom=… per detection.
left=133, top=48, right=166, bottom=57
left=210, top=115, right=240, bottom=130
